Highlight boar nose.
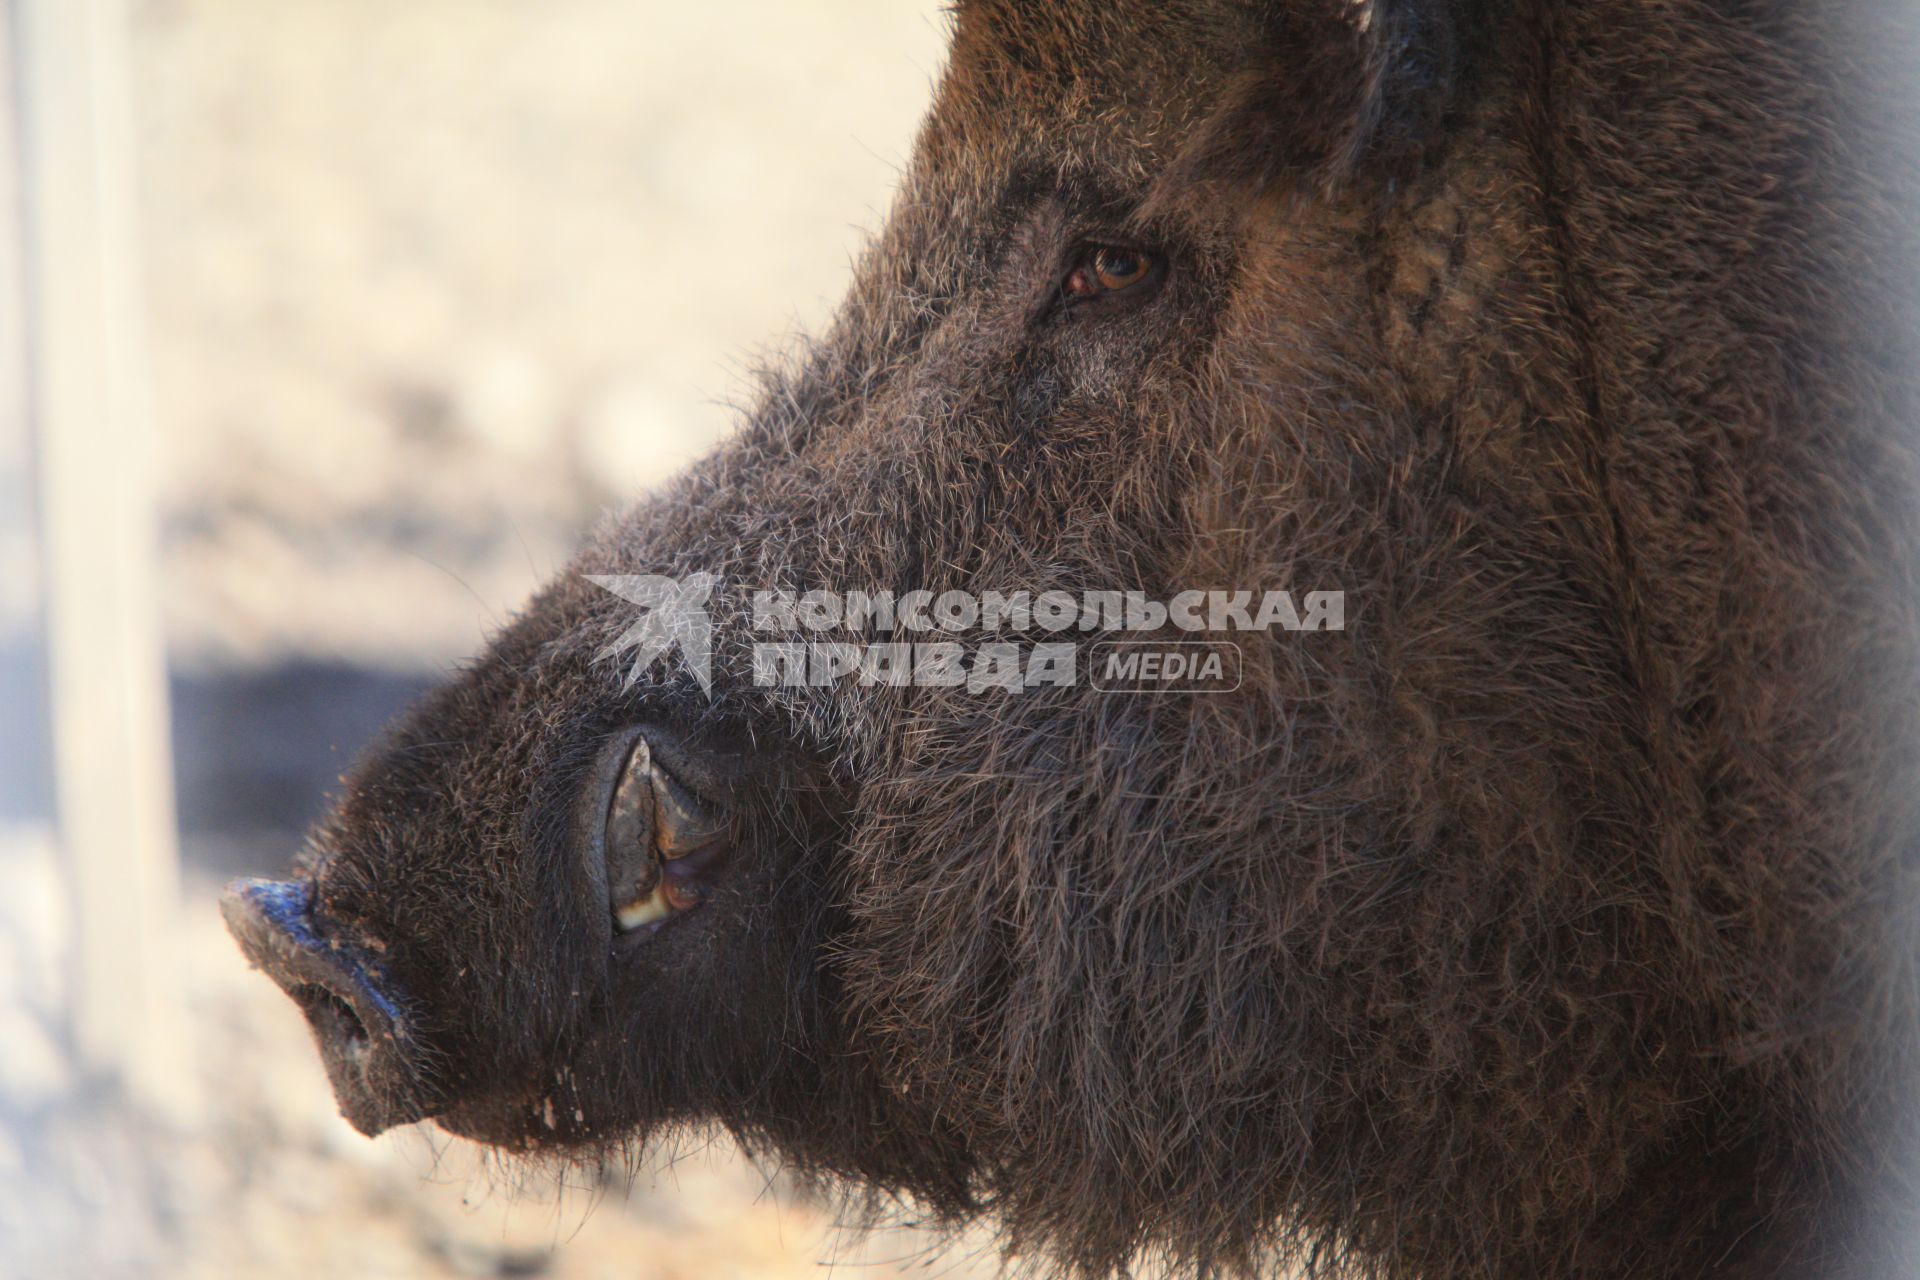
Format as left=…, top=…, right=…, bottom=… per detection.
left=221, top=878, right=436, bottom=1135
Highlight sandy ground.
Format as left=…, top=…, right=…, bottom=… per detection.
left=136, top=0, right=950, bottom=671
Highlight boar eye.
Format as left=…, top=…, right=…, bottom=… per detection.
left=1063, top=243, right=1162, bottom=306
left=603, top=736, right=733, bottom=934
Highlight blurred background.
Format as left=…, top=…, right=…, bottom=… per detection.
left=0, top=0, right=1005, bottom=1275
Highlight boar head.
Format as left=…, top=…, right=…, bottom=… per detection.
left=226, top=2, right=1920, bottom=1277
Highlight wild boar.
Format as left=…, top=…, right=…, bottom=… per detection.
left=223, top=2, right=1920, bottom=1276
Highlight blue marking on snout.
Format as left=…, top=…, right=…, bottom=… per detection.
left=237, top=878, right=409, bottom=1031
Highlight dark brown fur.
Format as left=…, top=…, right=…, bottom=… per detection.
left=249, top=3, right=1920, bottom=1276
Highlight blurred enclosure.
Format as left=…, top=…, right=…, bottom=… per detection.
left=0, top=1, right=1008, bottom=1276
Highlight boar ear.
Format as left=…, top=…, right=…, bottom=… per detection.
left=1160, top=0, right=1463, bottom=206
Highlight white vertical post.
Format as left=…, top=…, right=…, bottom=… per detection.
left=16, top=0, right=195, bottom=1118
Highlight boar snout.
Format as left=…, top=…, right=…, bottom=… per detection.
left=221, top=877, right=436, bottom=1135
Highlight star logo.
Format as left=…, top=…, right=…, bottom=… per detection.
left=585, top=573, right=717, bottom=697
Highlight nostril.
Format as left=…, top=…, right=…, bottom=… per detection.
left=289, top=982, right=371, bottom=1059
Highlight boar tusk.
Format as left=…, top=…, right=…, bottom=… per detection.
left=605, top=738, right=662, bottom=905
left=646, top=752, right=730, bottom=857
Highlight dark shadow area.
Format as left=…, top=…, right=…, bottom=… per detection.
left=170, top=662, right=437, bottom=879
left=0, top=634, right=53, bottom=824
